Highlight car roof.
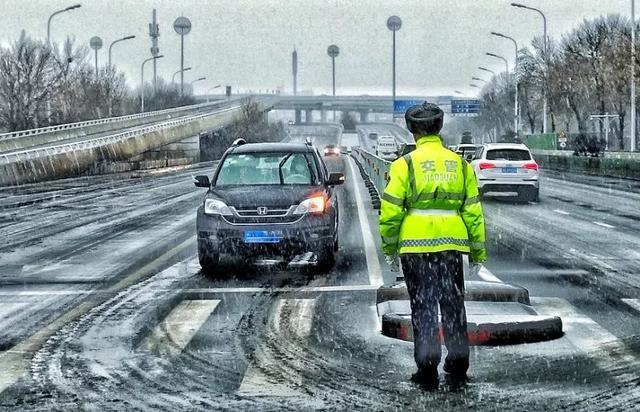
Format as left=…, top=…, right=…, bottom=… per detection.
left=483, top=143, right=530, bottom=150
left=230, top=142, right=314, bottom=154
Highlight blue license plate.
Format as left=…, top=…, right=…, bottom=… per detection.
left=502, top=167, right=517, bottom=173
left=243, top=230, right=284, bottom=244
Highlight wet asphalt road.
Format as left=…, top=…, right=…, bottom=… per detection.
left=0, top=125, right=639, bottom=410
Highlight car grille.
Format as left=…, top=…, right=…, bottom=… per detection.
left=223, top=207, right=302, bottom=225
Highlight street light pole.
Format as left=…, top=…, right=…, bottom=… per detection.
left=387, top=16, right=402, bottom=108
left=486, top=52, right=509, bottom=74
left=478, top=66, right=496, bottom=76
left=632, top=0, right=637, bottom=151
left=472, top=77, right=487, bottom=84
left=172, top=67, right=192, bottom=84
left=141, top=55, right=164, bottom=112
left=190, top=76, right=206, bottom=94
left=47, top=4, right=81, bottom=45
left=206, top=85, right=222, bottom=103
left=108, top=35, right=135, bottom=67
left=327, top=45, right=340, bottom=96
left=512, top=2, right=548, bottom=133
left=491, top=31, right=519, bottom=134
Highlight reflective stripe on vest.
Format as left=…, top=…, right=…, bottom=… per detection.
left=399, top=237, right=469, bottom=248
left=407, top=209, right=458, bottom=216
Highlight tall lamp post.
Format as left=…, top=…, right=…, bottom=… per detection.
left=387, top=15, right=402, bottom=108
left=173, top=16, right=192, bottom=97
left=327, top=45, right=340, bottom=96
left=472, top=77, right=487, bottom=84
left=491, top=31, right=519, bottom=134
left=108, top=35, right=135, bottom=67
left=486, top=52, right=509, bottom=74
left=89, top=36, right=102, bottom=79
left=632, top=0, right=637, bottom=151
left=172, top=67, right=192, bottom=84
left=478, top=66, right=496, bottom=76
left=206, top=85, right=222, bottom=103
left=47, top=4, right=81, bottom=45
left=190, top=76, right=206, bottom=94
left=141, top=55, right=164, bottom=112
left=511, top=2, right=548, bottom=133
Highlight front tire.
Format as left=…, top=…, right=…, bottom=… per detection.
left=316, top=243, right=336, bottom=273
left=198, top=241, right=220, bottom=276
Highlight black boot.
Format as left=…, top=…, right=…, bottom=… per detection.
left=443, top=359, right=468, bottom=381
left=410, top=367, right=439, bottom=390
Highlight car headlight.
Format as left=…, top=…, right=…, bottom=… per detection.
left=204, top=198, right=233, bottom=216
left=293, top=195, right=326, bottom=215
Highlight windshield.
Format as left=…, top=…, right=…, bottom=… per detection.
left=215, top=152, right=318, bottom=185
left=486, top=149, right=532, bottom=161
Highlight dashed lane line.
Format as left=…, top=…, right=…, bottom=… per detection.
left=621, top=298, right=640, bottom=313
left=141, top=299, right=220, bottom=357
left=553, top=209, right=571, bottom=216
left=592, top=221, right=616, bottom=229
left=347, top=157, right=383, bottom=287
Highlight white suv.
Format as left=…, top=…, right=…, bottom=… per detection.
left=470, top=143, right=539, bottom=202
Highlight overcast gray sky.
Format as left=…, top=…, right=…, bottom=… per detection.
left=0, top=0, right=629, bottom=97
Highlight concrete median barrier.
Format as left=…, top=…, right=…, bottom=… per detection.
left=377, top=280, right=531, bottom=306
left=381, top=301, right=563, bottom=346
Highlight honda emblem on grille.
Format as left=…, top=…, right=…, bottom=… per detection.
left=257, top=207, right=268, bottom=215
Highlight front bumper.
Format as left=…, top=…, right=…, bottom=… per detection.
left=196, top=206, right=335, bottom=256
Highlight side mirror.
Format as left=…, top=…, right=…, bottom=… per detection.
left=194, top=175, right=211, bottom=188
left=327, top=172, right=345, bottom=186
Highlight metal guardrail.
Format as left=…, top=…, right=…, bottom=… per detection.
left=0, top=99, right=234, bottom=142
left=352, top=147, right=391, bottom=195
left=0, top=105, right=241, bottom=166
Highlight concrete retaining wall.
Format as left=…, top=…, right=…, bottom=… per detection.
left=533, top=150, right=640, bottom=180
left=0, top=110, right=235, bottom=186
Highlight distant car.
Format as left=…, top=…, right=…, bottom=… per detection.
left=194, top=139, right=344, bottom=275
left=368, top=132, right=379, bottom=140
left=455, top=144, right=479, bottom=162
left=470, top=143, right=539, bottom=202
left=323, top=144, right=341, bottom=157
left=375, top=135, right=399, bottom=161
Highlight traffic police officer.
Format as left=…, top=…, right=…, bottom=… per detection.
left=379, top=102, right=487, bottom=388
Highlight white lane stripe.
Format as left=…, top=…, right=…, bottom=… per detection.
left=532, top=297, right=640, bottom=383
left=347, top=157, right=383, bottom=286
left=553, top=209, right=570, bottom=216
left=141, top=299, right=220, bottom=357
left=622, top=298, right=640, bottom=313
left=592, top=221, right=615, bottom=229
left=0, top=284, right=381, bottom=297
left=183, top=284, right=378, bottom=294
left=237, top=298, right=318, bottom=398
left=478, top=266, right=503, bottom=283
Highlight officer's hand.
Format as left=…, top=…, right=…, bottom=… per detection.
left=385, top=254, right=400, bottom=272
left=469, top=263, right=482, bottom=278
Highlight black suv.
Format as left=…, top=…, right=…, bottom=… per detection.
left=194, top=139, right=344, bottom=275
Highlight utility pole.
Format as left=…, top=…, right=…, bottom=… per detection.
left=149, top=9, right=160, bottom=92
left=292, top=48, right=298, bottom=96
left=632, top=0, right=637, bottom=151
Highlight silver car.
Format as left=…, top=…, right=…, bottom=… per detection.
left=470, top=143, right=539, bottom=202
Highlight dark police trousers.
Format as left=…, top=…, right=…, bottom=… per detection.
left=401, top=251, right=469, bottom=372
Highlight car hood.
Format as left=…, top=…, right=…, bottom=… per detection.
left=209, top=185, right=325, bottom=209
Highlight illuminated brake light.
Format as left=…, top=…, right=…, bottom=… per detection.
left=523, top=162, right=539, bottom=171
left=479, top=162, right=495, bottom=170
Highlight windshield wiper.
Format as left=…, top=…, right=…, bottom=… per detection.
left=278, top=153, right=293, bottom=185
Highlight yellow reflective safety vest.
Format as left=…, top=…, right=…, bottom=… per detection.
left=379, top=135, right=487, bottom=263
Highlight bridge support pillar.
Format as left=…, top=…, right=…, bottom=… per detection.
left=295, top=109, right=302, bottom=124
left=359, top=110, right=368, bottom=123
left=321, top=110, right=327, bottom=122
left=305, top=109, right=313, bottom=123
